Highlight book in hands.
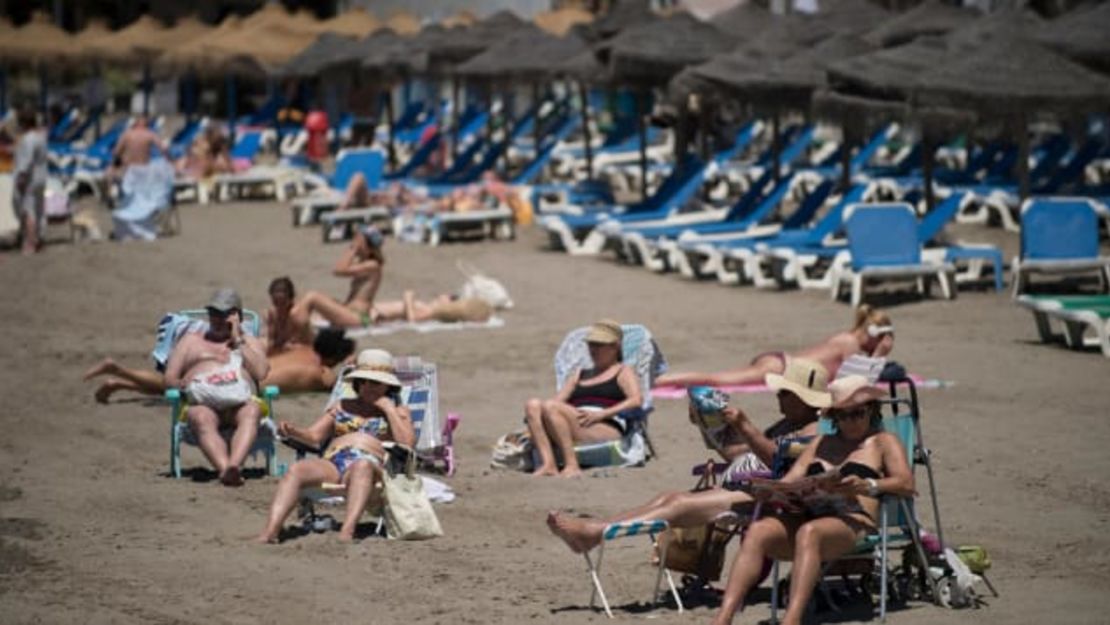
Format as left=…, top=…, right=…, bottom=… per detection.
left=688, top=386, right=732, bottom=452
left=748, top=470, right=849, bottom=513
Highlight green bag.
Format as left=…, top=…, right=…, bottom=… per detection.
left=956, top=545, right=991, bottom=575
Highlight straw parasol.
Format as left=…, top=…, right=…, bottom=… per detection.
left=1034, top=2, right=1110, bottom=74
left=863, top=0, right=980, bottom=48
left=534, top=7, right=594, bottom=36
left=280, top=32, right=360, bottom=77
left=429, top=10, right=530, bottom=67
left=607, top=12, right=737, bottom=86
left=385, top=11, right=422, bottom=36
left=455, top=30, right=589, bottom=82
left=441, top=10, right=478, bottom=29
left=315, top=7, right=381, bottom=37
left=589, top=0, right=659, bottom=41
left=0, top=12, right=80, bottom=65
left=157, top=15, right=247, bottom=73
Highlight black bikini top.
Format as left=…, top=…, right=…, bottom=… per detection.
left=807, top=461, right=881, bottom=481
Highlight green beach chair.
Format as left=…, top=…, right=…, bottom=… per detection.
left=1016, top=294, right=1110, bottom=357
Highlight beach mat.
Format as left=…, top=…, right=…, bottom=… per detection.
left=314, top=316, right=505, bottom=337
left=651, top=374, right=948, bottom=399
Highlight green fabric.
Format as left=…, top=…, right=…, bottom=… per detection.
left=1026, top=295, right=1110, bottom=318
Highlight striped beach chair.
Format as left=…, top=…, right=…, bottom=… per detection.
left=584, top=519, right=685, bottom=618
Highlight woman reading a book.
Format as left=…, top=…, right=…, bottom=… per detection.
left=546, top=359, right=831, bottom=552
left=710, top=376, right=915, bottom=625
left=654, top=304, right=895, bottom=388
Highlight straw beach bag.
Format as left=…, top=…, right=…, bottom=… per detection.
left=383, top=451, right=443, bottom=540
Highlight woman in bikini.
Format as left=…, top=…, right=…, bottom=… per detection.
left=710, top=375, right=915, bottom=625
left=287, top=226, right=388, bottom=331
left=256, top=349, right=414, bottom=543
left=264, top=276, right=315, bottom=356
left=654, top=304, right=895, bottom=388
left=547, top=358, right=831, bottom=553
left=525, top=320, right=642, bottom=478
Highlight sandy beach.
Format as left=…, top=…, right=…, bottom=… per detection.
left=1, top=200, right=1109, bottom=625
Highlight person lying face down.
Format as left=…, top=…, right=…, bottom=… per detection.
left=258, top=348, right=415, bottom=543
left=163, top=288, right=270, bottom=487
left=546, top=358, right=832, bottom=554
left=654, top=304, right=895, bottom=389
left=710, top=375, right=915, bottom=625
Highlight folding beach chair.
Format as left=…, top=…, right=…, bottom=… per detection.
left=1011, top=198, right=1110, bottom=297
left=831, top=203, right=955, bottom=306
left=163, top=309, right=280, bottom=478
left=1016, top=294, right=1110, bottom=357
left=766, top=377, right=993, bottom=623
left=549, top=324, right=666, bottom=470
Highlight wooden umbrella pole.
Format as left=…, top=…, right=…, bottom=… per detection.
left=771, top=111, right=781, bottom=185
left=923, top=133, right=936, bottom=213
left=839, top=131, right=852, bottom=192
left=385, top=87, right=397, bottom=169
left=451, top=76, right=461, bottom=160
left=579, top=81, right=593, bottom=181
left=1016, top=112, right=1031, bottom=202
left=226, top=74, right=236, bottom=145
left=638, top=89, right=648, bottom=200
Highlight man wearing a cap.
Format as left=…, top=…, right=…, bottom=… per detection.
left=164, top=288, right=270, bottom=486
left=548, top=359, right=832, bottom=553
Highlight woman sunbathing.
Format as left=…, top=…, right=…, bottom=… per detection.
left=547, top=359, right=830, bottom=552
left=525, top=320, right=642, bottom=478
left=710, top=375, right=915, bottom=625
left=83, top=328, right=355, bottom=401
left=286, top=226, right=387, bottom=329
left=264, top=276, right=315, bottom=356
left=256, top=349, right=414, bottom=543
left=654, top=304, right=895, bottom=388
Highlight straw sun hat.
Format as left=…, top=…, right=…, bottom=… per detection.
left=585, top=319, right=623, bottom=345
left=765, top=358, right=833, bottom=409
left=827, top=375, right=886, bottom=410
left=346, top=349, right=401, bottom=387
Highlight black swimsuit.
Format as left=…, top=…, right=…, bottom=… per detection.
left=567, top=367, right=629, bottom=435
left=807, top=461, right=881, bottom=481
left=801, top=461, right=880, bottom=522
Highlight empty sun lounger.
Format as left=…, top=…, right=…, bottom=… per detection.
left=291, top=148, right=387, bottom=226
left=1016, top=294, right=1110, bottom=357
left=1011, top=198, right=1110, bottom=297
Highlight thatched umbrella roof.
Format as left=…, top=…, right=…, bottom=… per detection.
left=943, top=8, right=1043, bottom=47
left=456, top=30, right=589, bottom=82
left=912, top=34, right=1110, bottom=118
left=608, top=12, right=737, bottom=86
left=280, top=32, right=360, bottom=77
left=428, top=10, right=530, bottom=67
left=807, top=0, right=891, bottom=38
left=1034, top=1, right=1110, bottom=74
left=534, top=7, right=594, bottom=36
left=156, top=15, right=254, bottom=74
left=590, top=0, right=659, bottom=41
left=385, top=11, right=422, bottom=36
left=441, top=11, right=478, bottom=29
left=691, top=33, right=876, bottom=111
left=0, top=12, right=80, bottom=65
left=863, top=0, right=980, bottom=48
left=316, top=7, right=381, bottom=37
left=826, top=35, right=951, bottom=102
left=361, top=25, right=447, bottom=75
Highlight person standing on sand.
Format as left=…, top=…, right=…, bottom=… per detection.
left=163, top=288, right=269, bottom=487
left=12, top=106, right=47, bottom=255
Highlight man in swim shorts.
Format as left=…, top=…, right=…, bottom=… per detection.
left=163, top=288, right=270, bottom=486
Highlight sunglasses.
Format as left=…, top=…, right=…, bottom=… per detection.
left=829, top=407, right=870, bottom=421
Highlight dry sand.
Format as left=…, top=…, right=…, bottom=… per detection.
left=1, top=201, right=1108, bottom=624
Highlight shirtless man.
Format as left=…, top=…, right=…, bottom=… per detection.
left=264, top=276, right=315, bottom=356
left=654, top=304, right=895, bottom=388
left=113, top=115, right=165, bottom=173
left=163, top=288, right=269, bottom=486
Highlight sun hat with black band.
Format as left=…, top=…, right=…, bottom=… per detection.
left=764, top=357, right=833, bottom=409
left=346, top=348, right=401, bottom=388
left=585, top=319, right=623, bottom=345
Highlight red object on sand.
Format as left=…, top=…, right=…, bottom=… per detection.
left=305, top=110, right=329, bottom=162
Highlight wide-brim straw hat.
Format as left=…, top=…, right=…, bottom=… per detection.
left=585, top=319, right=623, bottom=344
left=765, top=357, right=832, bottom=408
left=347, top=348, right=401, bottom=387
left=828, top=375, right=886, bottom=409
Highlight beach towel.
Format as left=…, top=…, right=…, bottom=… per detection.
left=312, top=316, right=505, bottom=337
left=651, top=373, right=943, bottom=399
left=112, top=160, right=174, bottom=241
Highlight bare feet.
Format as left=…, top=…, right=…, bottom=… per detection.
left=83, top=357, right=119, bottom=381
left=94, top=380, right=121, bottom=404
left=220, top=466, right=244, bottom=487
left=560, top=467, right=584, bottom=479
left=254, top=533, right=279, bottom=544
left=546, top=511, right=601, bottom=554
left=337, top=531, right=356, bottom=542
left=532, top=465, right=559, bottom=477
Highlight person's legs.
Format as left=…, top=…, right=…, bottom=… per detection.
left=297, top=290, right=365, bottom=328
left=256, top=458, right=339, bottom=543
left=548, top=488, right=755, bottom=553
left=337, top=172, right=369, bottom=211
left=186, top=405, right=230, bottom=476
left=20, top=196, right=39, bottom=255
left=338, top=458, right=380, bottom=541
left=779, top=517, right=862, bottom=625
left=539, top=399, right=584, bottom=477
left=94, top=377, right=147, bottom=403
left=222, top=401, right=261, bottom=486
left=655, top=353, right=786, bottom=388
left=525, top=398, right=559, bottom=476
left=713, top=515, right=796, bottom=625
left=83, top=358, right=166, bottom=392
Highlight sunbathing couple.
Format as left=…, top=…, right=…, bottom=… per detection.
left=336, top=170, right=514, bottom=215
left=548, top=361, right=913, bottom=625
left=281, top=226, right=494, bottom=332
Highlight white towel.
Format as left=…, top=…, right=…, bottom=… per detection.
left=420, top=476, right=456, bottom=504
left=314, top=316, right=505, bottom=337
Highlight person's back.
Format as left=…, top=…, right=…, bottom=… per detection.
left=116, top=119, right=163, bottom=168
left=794, top=331, right=862, bottom=379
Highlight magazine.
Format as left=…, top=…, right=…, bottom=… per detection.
left=747, top=470, right=852, bottom=513
left=688, top=386, right=733, bottom=452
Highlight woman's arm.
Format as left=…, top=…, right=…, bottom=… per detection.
left=332, top=245, right=381, bottom=278
left=876, top=432, right=915, bottom=497
left=721, top=407, right=777, bottom=467
left=379, top=397, right=415, bottom=447
left=778, top=435, right=823, bottom=484
left=278, top=412, right=335, bottom=448
left=552, top=369, right=580, bottom=403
